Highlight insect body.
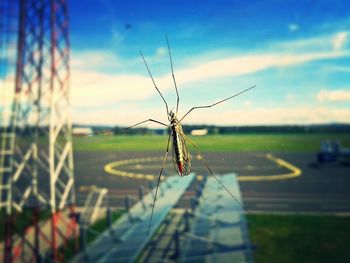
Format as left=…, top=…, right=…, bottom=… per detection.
left=169, top=111, right=191, bottom=176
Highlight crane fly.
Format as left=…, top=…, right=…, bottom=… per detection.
left=94, top=36, right=255, bottom=234
left=135, top=36, right=255, bottom=234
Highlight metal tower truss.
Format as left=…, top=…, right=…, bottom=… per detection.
left=0, top=0, right=75, bottom=215
left=1, top=0, right=17, bottom=212
left=0, top=0, right=76, bottom=261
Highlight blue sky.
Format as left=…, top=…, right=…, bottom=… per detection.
left=68, top=0, right=350, bottom=126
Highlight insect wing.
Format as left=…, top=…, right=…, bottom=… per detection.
left=171, top=130, right=191, bottom=176
left=181, top=135, right=192, bottom=175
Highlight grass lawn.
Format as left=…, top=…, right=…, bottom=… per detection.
left=247, top=214, right=350, bottom=263
left=73, top=133, right=350, bottom=152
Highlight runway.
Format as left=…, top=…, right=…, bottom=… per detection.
left=74, top=151, right=350, bottom=214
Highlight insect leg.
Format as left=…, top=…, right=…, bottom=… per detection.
left=166, top=35, right=180, bottom=115
left=140, top=50, right=170, bottom=116
left=87, top=119, right=169, bottom=136
left=178, top=85, right=256, bottom=123
left=148, top=131, right=172, bottom=235
left=126, top=118, right=168, bottom=129
left=180, top=133, right=242, bottom=207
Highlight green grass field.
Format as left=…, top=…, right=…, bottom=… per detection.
left=247, top=214, right=350, bottom=263
left=73, top=133, right=350, bottom=152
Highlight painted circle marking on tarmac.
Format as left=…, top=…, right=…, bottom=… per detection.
left=237, top=153, right=302, bottom=181
left=104, top=157, right=163, bottom=181
left=103, top=153, right=302, bottom=182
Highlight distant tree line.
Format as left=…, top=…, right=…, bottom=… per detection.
left=2, top=124, right=350, bottom=136
left=91, top=123, right=350, bottom=135
left=182, top=124, right=350, bottom=134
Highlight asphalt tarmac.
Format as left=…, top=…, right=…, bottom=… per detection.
left=74, top=151, right=350, bottom=214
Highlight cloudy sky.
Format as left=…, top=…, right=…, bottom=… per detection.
left=61, top=0, right=350, bottom=126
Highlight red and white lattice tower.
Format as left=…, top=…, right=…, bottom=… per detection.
left=0, top=0, right=77, bottom=261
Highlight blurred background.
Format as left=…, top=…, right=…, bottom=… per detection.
left=1, top=0, right=350, bottom=262
left=69, top=0, right=350, bottom=127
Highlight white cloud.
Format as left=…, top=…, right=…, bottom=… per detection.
left=155, top=47, right=167, bottom=57
left=72, top=106, right=167, bottom=127
left=277, top=31, right=349, bottom=52
left=0, top=77, right=15, bottom=105
left=332, top=31, right=348, bottom=50
left=175, top=51, right=348, bottom=85
left=71, top=49, right=349, bottom=109
left=285, top=93, right=295, bottom=100
left=184, top=107, right=350, bottom=125
left=0, top=77, right=15, bottom=126
left=71, top=50, right=127, bottom=71
left=288, top=23, right=299, bottom=32
left=71, top=70, right=156, bottom=107
left=317, top=89, right=350, bottom=102
left=73, top=105, right=350, bottom=126
left=277, top=35, right=328, bottom=51
left=69, top=31, right=350, bottom=124
left=243, top=100, right=252, bottom=107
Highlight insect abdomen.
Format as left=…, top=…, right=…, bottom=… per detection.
left=172, top=127, right=185, bottom=175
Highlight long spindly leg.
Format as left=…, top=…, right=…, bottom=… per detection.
left=89, top=118, right=169, bottom=135
left=126, top=118, right=168, bottom=129
left=148, top=131, right=172, bottom=235
left=178, top=85, right=256, bottom=123
left=140, top=50, right=170, bottom=116
left=181, top=132, right=242, bottom=207
left=166, top=35, right=180, bottom=115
